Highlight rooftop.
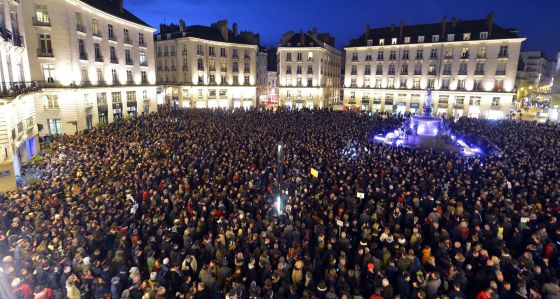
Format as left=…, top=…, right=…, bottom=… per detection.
left=156, top=20, right=260, bottom=45
left=348, top=15, right=521, bottom=47
left=81, top=0, right=153, bottom=28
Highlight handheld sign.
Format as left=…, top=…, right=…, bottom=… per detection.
left=336, top=219, right=344, bottom=227
left=357, top=192, right=364, bottom=199
left=310, top=168, right=319, bottom=178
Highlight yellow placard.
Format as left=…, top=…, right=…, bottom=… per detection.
left=310, top=168, right=319, bottom=178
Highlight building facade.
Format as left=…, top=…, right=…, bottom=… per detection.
left=155, top=19, right=260, bottom=109
left=516, top=51, right=555, bottom=97
left=277, top=29, right=341, bottom=109
left=21, top=0, right=158, bottom=134
left=256, top=48, right=268, bottom=105
left=343, top=14, right=525, bottom=119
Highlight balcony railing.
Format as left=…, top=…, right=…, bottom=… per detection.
left=496, top=70, right=506, bottom=76
left=477, top=54, right=487, bottom=59
left=37, top=49, right=54, bottom=57
left=0, top=81, right=41, bottom=98
left=474, top=70, right=484, bottom=75
left=110, top=57, right=119, bottom=64
left=498, top=53, right=508, bottom=58
left=95, top=55, right=104, bottom=62
left=460, top=54, right=470, bottom=59
left=389, top=56, right=396, bottom=61
left=76, top=24, right=86, bottom=33
left=92, top=31, right=102, bottom=38
left=108, top=35, right=117, bottom=42
left=429, top=55, right=438, bottom=60
left=125, top=59, right=133, bottom=65
left=414, top=70, right=422, bottom=75
left=442, top=70, right=451, bottom=75
left=124, top=37, right=133, bottom=45
left=32, top=17, right=51, bottom=27
left=140, top=61, right=148, bottom=67
left=401, top=70, right=408, bottom=75
left=458, top=70, right=468, bottom=75
left=428, top=71, right=436, bottom=75
left=80, top=52, right=88, bottom=60
left=13, top=35, right=24, bottom=47
left=402, top=55, right=409, bottom=60
left=139, top=41, right=147, bottom=47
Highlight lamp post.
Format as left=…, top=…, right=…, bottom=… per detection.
left=276, top=142, right=284, bottom=214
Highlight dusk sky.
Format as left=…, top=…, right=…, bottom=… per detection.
left=128, top=0, right=560, bottom=59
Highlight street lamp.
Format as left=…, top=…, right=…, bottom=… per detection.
left=276, top=142, right=284, bottom=215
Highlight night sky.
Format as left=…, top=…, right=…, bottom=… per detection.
left=128, top=0, right=560, bottom=59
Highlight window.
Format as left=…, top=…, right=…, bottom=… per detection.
left=447, top=34, right=454, bottom=41
left=244, top=62, right=250, bottom=72
left=414, top=64, right=422, bottom=75
left=475, top=63, right=484, bottom=75
left=209, top=75, right=215, bottom=84
left=496, top=63, right=506, bottom=75
left=430, top=49, right=438, bottom=59
left=491, top=97, right=500, bottom=107
left=376, top=64, right=383, bottom=75
left=233, top=61, right=238, bottom=72
left=296, top=77, right=302, bottom=86
left=286, top=65, right=292, bottom=74
left=460, top=47, right=469, bottom=59
left=97, top=92, right=107, bottom=105
left=124, top=28, right=131, bottom=44
left=480, top=32, right=488, bottom=40
left=413, top=78, right=420, bottom=89
left=401, top=64, right=408, bottom=74
left=402, top=49, right=409, bottom=60
left=139, top=33, right=145, bottom=46
left=388, top=64, right=395, bottom=75
left=379, top=39, right=384, bottom=45
left=350, top=92, right=355, bottom=99
left=76, top=12, right=84, bottom=31
left=445, top=48, right=453, bottom=59
left=495, top=79, right=504, bottom=91
left=388, top=77, right=394, bottom=88
left=126, top=70, right=132, bottom=83
left=459, top=63, right=468, bottom=75
left=477, top=46, right=487, bottom=58
left=351, top=53, right=358, bottom=61
left=364, top=77, right=370, bottom=87
left=111, top=69, right=118, bottom=83
left=498, top=46, right=508, bottom=58
left=79, top=39, right=86, bottom=56
left=400, top=77, right=407, bottom=88
left=112, top=92, right=122, bottom=104
left=197, top=76, right=203, bottom=84
left=366, top=39, right=373, bottom=46
left=48, top=119, right=62, bottom=135
left=307, top=52, right=313, bottom=61
left=307, top=78, right=313, bottom=87
left=443, top=63, right=451, bottom=75
left=108, top=24, right=114, bottom=40
left=365, top=52, right=372, bottom=61
left=125, top=49, right=132, bottom=64
left=86, top=115, right=93, bottom=130
left=307, top=65, right=313, bottom=74
left=463, top=33, right=471, bottom=41
left=96, top=68, right=103, bottom=83
left=455, top=96, right=464, bottom=105
left=389, top=50, right=396, bottom=60
left=92, top=18, right=99, bottom=36
left=197, top=45, right=204, bottom=55
left=209, top=46, right=215, bottom=56
left=139, top=52, right=146, bottom=66
left=428, top=78, right=435, bottom=89
left=473, top=80, right=482, bottom=91
left=109, top=46, right=117, bottom=62
left=198, top=59, right=204, bottom=71
left=35, top=4, right=50, bottom=24
left=439, top=95, right=449, bottom=105
left=244, top=51, right=250, bottom=59
left=428, top=64, right=436, bottom=75
left=469, top=96, right=481, bottom=106
left=404, top=37, right=411, bottom=44
left=296, top=65, right=302, bottom=74
left=46, top=95, right=59, bottom=108
left=377, top=51, right=384, bottom=61
left=391, top=38, right=397, bottom=45
left=42, top=64, right=55, bottom=83
left=126, top=91, right=136, bottom=102
left=457, top=79, right=466, bottom=90
left=364, top=65, right=371, bottom=75
left=94, top=43, right=101, bottom=60
left=375, top=79, right=381, bottom=88
left=441, top=79, right=450, bottom=89
left=350, top=65, right=357, bottom=75
left=38, top=34, right=52, bottom=55
left=416, top=49, right=423, bottom=60
left=81, top=67, right=88, bottom=83
left=432, top=35, right=439, bottom=42
left=418, top=36, right=424, bottom=43
left=141, top=71, right=147, bottom=83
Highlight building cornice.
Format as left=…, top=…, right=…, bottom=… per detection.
left=66, top=0, right=156, bottom=32
left=156, top=36, right=259, bottom=49
left=344, top=37, right=526, bottom=51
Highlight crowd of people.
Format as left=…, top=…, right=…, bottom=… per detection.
left=1, top=107, right=559, bottom=299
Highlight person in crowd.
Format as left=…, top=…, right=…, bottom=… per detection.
left=1, top=107, right=559, bottom=299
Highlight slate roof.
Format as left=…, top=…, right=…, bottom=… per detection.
left=156, top=25, right=257, bottom=45
left=348, top=19, right=521, bottom=47
left=81, top=0, right=153, bottom=28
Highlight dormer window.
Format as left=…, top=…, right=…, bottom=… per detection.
left=447, top=34, right=455, bottom=41
left=404, top=36, right=411, bottom=44
left=367, top=39, right=373, bottom=46
left=391, top=38, right=397, bottom=45
left=379, top=39, right=385, bottom=45
left=480, top=32, right=488, bottom=40
left=418, top=36, right=425, bottom=43
left=463, top=33, right=471, bottom=41
left=432, top=35, right=439, bottom=42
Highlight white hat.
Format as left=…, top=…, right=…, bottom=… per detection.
left=11, top=278, right=21, bottom=288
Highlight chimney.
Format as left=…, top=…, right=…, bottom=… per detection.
left=300, top=30, right=304, bottom=44
left=486, top=12, right=494, bottom=36
left=441, top=16, right=447, bottom=37
left=451, top=17, right=457, bottom=28
left=311, top=27, right=317, bottom=38
left=179, top=19, right=185, bottom=31
left=399, top=20, right=404, bottom=39
left=390, top=23, right=395, bottom=32
left=365, top=24, right=370, bottom=41
left=118, top=0, right=123, bottom=12
left=233, top=22, right=238, bottom=37
left=215, top=19, right=228, bottom=41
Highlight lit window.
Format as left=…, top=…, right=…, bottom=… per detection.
left=404, top=37, right=411, bottom=44
left=391, top=38, right=397, bottom=45
left=463, top=33, right=471, bottom=41
left=480, top=32, right=488, bottom=40
left=432, top=35, right=439, bottom=42
left=379, top=39, right=385, bottom=45
left=447, top=34, right=454, bottom=41
left=418, top=36, right=425, bottom=43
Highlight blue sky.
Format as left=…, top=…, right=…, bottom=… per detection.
left=127, top=0, right=560, bottom=59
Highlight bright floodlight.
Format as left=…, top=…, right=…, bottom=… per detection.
left=276, top=196, right=282, bottom=214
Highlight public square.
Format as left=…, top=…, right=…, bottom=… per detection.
left=1, top=108, right=559, bottom=299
